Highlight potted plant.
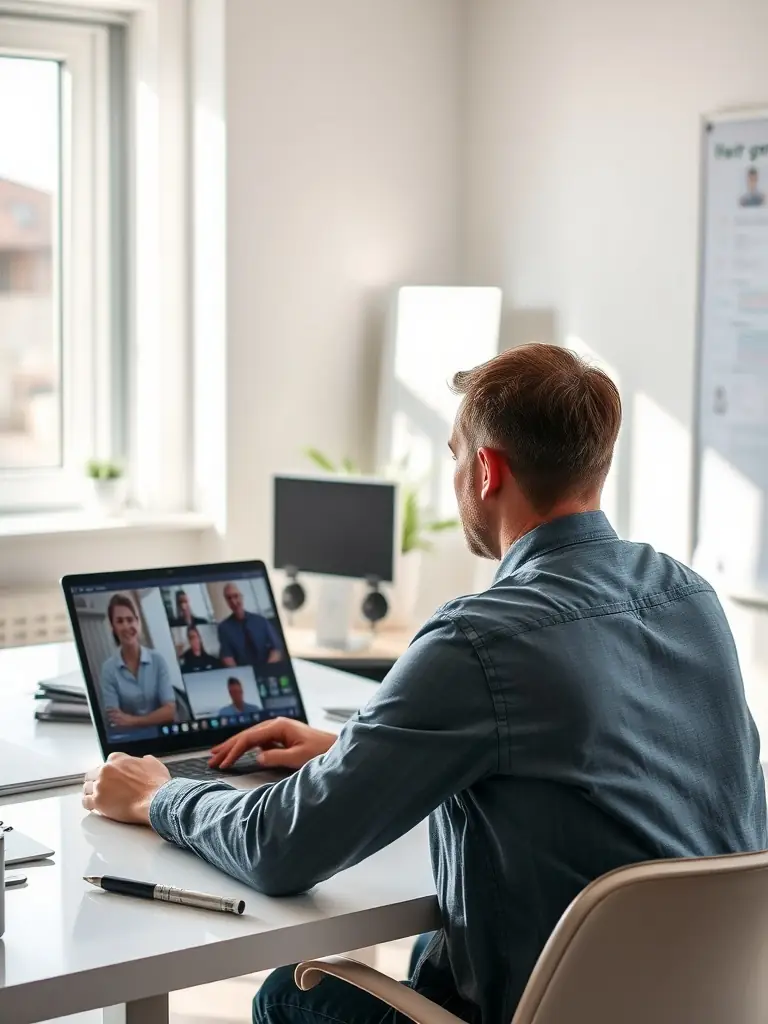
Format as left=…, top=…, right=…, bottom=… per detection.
left=85, top=459, right=127, bottom=516
left=303, top=448, right=458, bottom=624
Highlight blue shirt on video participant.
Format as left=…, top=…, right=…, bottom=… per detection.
left=218, top=582, right=282, bottom=668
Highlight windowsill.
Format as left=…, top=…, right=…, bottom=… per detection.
left=0, top=509, right=214, bottom=540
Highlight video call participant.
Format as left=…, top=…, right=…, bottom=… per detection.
left=217, top=677, right=262, bottom=718
left=218, top=582, right=282, bottom=668
left=169, top=590, right=208, bottom=628
left=100, top=594, right=176, bottom=729
left=179, top=625, right=220, bottom=673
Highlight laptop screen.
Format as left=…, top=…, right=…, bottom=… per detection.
left=62, top=561, right=307, bottom=758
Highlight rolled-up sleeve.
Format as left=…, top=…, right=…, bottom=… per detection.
left=149, top=615, right=498, bottom=895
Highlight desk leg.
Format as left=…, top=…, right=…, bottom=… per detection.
left=103, top=994, right=169, bottom=1024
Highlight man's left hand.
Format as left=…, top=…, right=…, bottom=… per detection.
left=82, top=752, right=170, bottom=825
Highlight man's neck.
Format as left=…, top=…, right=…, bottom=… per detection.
left=499, top=499, right=601, bottom=555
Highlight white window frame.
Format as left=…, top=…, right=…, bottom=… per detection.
left=0, top=13, right=115, bottom=510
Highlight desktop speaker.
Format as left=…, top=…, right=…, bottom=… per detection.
left=281, top=567, right=306, bottom=616
left=361, top=577, right=388, bottom=626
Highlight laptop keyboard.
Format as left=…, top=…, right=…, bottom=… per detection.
left=167, top=751, right=263, bottom=780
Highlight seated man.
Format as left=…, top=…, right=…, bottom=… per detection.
left=83, top=344, right=767, bottom=1024
left=218, top=583, right=283, bottom=668
left=217, top=676, right=262, bottom=718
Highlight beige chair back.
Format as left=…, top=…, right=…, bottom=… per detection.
left=512, top=849, right=768, bottom=1024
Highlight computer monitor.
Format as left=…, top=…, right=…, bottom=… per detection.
left=272, top=475, right=398, bottom=650
left=273, top=475, right=397, bottom=583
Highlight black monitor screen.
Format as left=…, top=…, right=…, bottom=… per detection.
left=273, top=476, right=396, bottom=582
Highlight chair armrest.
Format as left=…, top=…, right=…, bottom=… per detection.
left=295, top=956, right=464, bottom=1024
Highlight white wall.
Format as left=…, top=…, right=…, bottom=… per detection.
left=465, top=0, right=768, bottom=561
left=221, top=0, right=464, bottom=563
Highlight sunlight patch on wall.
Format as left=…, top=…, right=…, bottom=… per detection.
left=629, top=392, right=690, bottom=560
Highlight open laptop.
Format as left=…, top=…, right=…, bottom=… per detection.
left=61, top=560, right=307, bottom=782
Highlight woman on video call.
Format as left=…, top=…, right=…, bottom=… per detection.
left=179, top=624, right=220, bottom=673
left=100, top=594, right=176, bottom=729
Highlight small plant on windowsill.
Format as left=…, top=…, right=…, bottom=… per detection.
left=85, top=459, right=127, bottom=517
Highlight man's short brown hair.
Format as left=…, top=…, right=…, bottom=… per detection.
left=452, top=343, right=621, bottom=512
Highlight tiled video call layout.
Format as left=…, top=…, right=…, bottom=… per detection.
left=71, top=576, right=301, bottom=736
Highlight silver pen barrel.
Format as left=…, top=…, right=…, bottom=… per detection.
left=153, top=883, right=245, bottom=915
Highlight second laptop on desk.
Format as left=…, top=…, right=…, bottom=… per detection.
left=61, top=559, right=309, bottom=784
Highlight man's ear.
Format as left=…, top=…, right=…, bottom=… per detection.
left=477, top=448, right=506, bottom=500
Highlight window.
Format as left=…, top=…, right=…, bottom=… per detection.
left=0, top=14, right=123, bottom=509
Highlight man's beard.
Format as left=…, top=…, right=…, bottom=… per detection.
left=460, top=495, right=497, bottom=560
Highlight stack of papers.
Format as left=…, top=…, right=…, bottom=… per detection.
left=34, top=670, right=91, bottom=724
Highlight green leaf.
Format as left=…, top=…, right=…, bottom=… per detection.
left=303, top=448, right=337, bottom=473
left=86, top=459, right=123, bottom=480
left=340, top=457, right=359, bottom=474
left=401, top=487, right=422, bottom=555
left=424, top=518, right=460, bottom=533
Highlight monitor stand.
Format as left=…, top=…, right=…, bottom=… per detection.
left=314, top=577, right=371, bottom=653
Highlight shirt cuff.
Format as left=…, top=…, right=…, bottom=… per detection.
left=149, top=778, right=214, bottom=847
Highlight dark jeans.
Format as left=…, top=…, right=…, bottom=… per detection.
left=253, top=933, right=437, bottom=1024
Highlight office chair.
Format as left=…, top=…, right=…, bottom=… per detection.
left=295, top=849, right=768, bottom=1024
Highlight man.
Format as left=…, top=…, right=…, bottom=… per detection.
left=739, top=166, right=765, bottom=207
left=218, top=582, right=283, bottom=668
left=83, top=344, right=767, bottom=1024
left=217, top=676, right=263, bottom=718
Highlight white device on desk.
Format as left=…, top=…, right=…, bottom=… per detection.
left=1, top=821, right=55, bottom=865
left=61, top=559, right=308, bottom=785
left=273, top=474, right=398, bottom=651
left=0, top=738, right=85, bottom=798
left=323, top=706, right=357, bottom=724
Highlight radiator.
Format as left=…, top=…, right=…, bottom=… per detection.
left=0, top=588, right=72, bottom=649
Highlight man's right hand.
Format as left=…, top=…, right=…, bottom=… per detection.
left=209, top=718, right=337, bottom=771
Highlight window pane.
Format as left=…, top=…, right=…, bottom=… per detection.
left=0, top=56, right=60, bottom=469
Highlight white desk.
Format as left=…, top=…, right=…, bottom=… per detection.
left=0, top=644, right=439, bottom=1024
left=0, top=642, right=385, bottom=786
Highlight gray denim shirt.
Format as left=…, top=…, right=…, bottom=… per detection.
left=150, top=512, right=767, bottom=1023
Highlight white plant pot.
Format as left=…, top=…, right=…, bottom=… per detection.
left=86, top=477, right=127, bottom=517
left=389, top=549, right=423, bottom=628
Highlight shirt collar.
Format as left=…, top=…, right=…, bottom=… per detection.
left=494, top=511, right=617, bottom=582
left=118, top=645, right=151, bottom=668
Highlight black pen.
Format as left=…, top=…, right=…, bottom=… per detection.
left=84, top=875, right=245, bottom=915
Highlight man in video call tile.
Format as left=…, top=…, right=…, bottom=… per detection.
left=218, top=582, right=283, bottom=669
left=217, top=676, right=262, bottom=718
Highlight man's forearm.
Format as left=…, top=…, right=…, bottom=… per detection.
left=149, top=777, right=311, bottom=895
